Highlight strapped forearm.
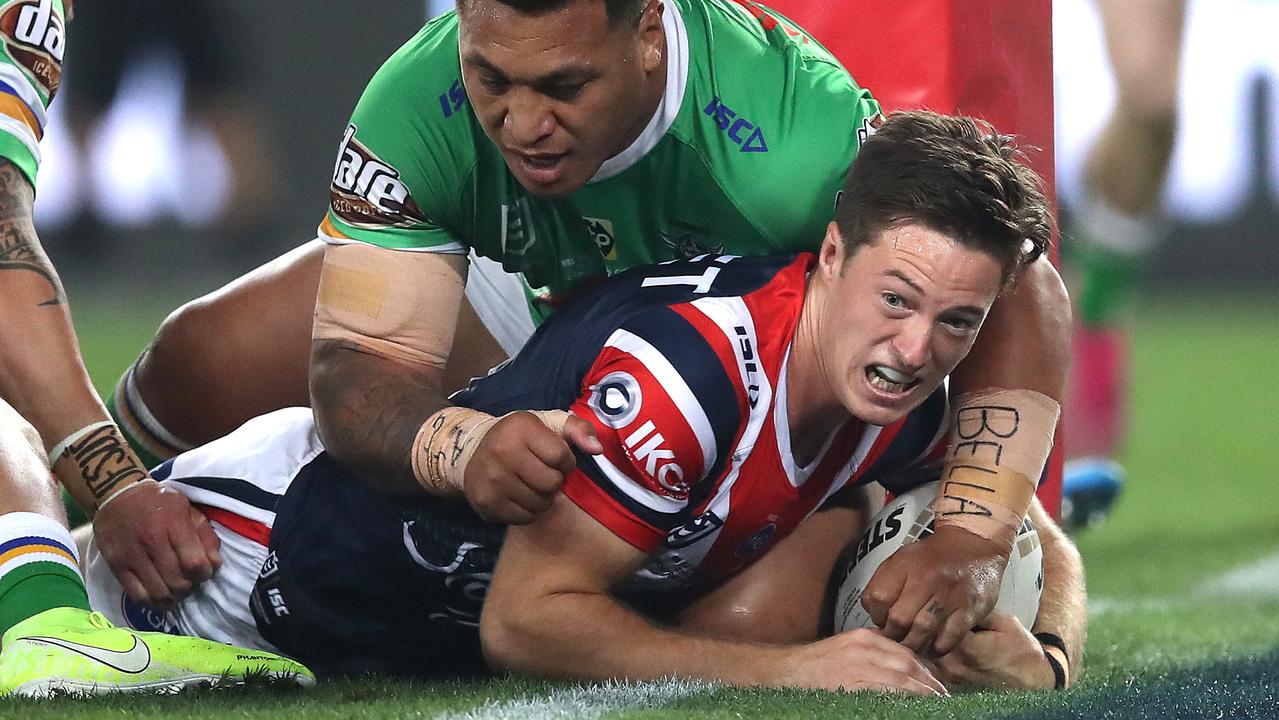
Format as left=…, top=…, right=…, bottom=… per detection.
left=933, top=388, right=1060, bottom=551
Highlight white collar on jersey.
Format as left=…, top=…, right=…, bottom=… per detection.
left=588, top=0, right=690, bottom=184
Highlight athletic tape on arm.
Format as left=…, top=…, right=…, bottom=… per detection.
left=411, top=409, right=576, bottom=496
left=933, top=389, right=1060, bottom=548
left=313, top=242, right=467, bottom=369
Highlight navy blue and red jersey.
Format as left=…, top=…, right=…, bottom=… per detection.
left=452, top=252, right=949, bottom=591
left=246, top=253, right=947, bottom=676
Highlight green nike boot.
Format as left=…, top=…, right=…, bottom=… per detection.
left=0, top=607, right=315, bottom=697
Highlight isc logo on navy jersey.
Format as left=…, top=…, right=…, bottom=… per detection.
left=703, top=96, right=768, bottom=153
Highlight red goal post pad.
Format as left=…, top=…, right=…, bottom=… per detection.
left=759, top=0, right=1064, bottom=515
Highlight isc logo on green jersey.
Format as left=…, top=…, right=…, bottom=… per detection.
left=703, top=96, right=768, bottom=153
left=1, top=0, right=63, bottom=97
left=330, top=124, right=428, bottom=229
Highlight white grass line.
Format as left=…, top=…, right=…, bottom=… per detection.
left=1200, top=550, right=1279, bottom=600
left=1088, top=596, right=1176, bottom=616
left=440, top=678, right=718, bottom=720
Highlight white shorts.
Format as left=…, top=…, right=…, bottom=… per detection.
left=83, top=408, right=324, bottom=655
left=464, top=250, right=537, bottom=357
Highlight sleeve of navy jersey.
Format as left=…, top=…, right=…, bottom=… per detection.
left=559, top=306, right=746, bottom=553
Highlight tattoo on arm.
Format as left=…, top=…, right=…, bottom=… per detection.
left=311, top=339, right=446, bottom=495
left=62, top=425, right=149, bottom=504
left=0, top=158, right=63, bottom=306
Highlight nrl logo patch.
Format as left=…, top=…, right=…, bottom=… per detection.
left=330, top=124, right=429, bottom=229
left=0, top=0, right=64, bottom=99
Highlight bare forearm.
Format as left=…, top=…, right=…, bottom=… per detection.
left=1030, top=502, right=1087, bottom=683
left=482, top=587, right=791, bottom=686
left=310, top=338, right=450, bottom=497
left=0, top=160, right=121, bottom=505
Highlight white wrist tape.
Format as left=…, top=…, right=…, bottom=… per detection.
left=47, top=420, right=115, bottom=467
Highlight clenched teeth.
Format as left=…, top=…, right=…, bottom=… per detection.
left=868, top=365, right=916, bottom=393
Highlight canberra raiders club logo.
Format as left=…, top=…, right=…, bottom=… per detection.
left=661, top=221, right=722, bottom=259
left=0, top=0, right=64, bottom=99
left=330, top=124, right=429, bottom=229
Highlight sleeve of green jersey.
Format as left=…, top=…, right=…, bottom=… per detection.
left=319, top=20, right=471, bottom=254
left=0, top=0, right=66, bottom=188
left=740, top=62, right=883, bottom=250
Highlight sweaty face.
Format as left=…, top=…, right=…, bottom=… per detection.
left=458, top=0, right=662, bottom=197
left=816, top=223, right=1005, bottom=427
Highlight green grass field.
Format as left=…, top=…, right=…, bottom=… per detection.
left=5, top=290, right=1277, bottom=719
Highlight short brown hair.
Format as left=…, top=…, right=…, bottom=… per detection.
left=456, top=0, right=648, bottom=28
left=834, top=110, right=1052, bottom=283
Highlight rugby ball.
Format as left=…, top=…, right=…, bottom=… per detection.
left=832, top=481, right=1043, bottom=633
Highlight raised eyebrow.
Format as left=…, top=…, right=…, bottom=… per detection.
left=884, top=269, right=924, bottom=296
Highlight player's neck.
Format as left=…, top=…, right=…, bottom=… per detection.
left=611, top=35, right=669, bottom=159
left=787, top=275, right=849, bottom=464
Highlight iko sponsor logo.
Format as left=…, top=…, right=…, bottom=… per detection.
left=438, top=78, right=466, bottom=118
left=589, top=371, right=642, bottom=429
left=330, top=124, right=429, bottom=229
left=666, top=511, right=724, bottom=549
left=703, top=96, right=768, bottom=153
left=584, top=217, right=617, bottom=260
left=0, top=0, right=63, bottom=97
left=734, top=325, right=760, bottom=409
left=624, top=420, right=687, bottom=497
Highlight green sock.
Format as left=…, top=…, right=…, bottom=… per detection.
left=0, top=562, right=91, bottom=637
left=1067, top=240, right=1147, bottom=327
left=104, top=367, right=167, bottom=470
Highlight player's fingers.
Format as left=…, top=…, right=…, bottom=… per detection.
left=132, top=558, right=177, bottom=610
left=561, top=415, right=603, bottom=455
left=877, top=586, right=930, bottom=643
left=116, top=570, right=151, bottom=607
left=168, top=511, right=216, bottom=583
left=524, top=428, right=578, bottom=478
left=931, top=604, right=978, bottom=656
left=862, top=563, right=910, bottom=632
left=489, top=475, right=555, bottom=518
left=901, top=598, right=948, bottom=654
left=191, top=508, right=223, bottom=569
left=934, top=652, right=975, bottom=687
left=881, top=669, right=948, bottom=697
left=145, top=539, right=192, bottom=601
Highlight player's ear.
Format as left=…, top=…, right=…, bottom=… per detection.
left=818, top=222, right=846, bottom=280
left=638, top=0, right=665, bottom=73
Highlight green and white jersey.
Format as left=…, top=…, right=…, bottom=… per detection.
left=0, top=0, right=63, bottom=185
left=319, top=0, right=880, bottom=306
